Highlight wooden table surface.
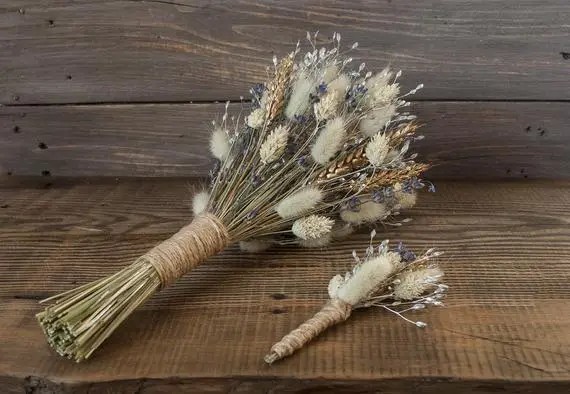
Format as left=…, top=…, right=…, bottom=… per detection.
left=1, top=1, right=569, bottom=393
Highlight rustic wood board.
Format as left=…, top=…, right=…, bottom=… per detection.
left=1, top=0, right=569, bottom=104
left=1, top=101, right=568, bottom=179
left=1, top=177, right=569, bottom=392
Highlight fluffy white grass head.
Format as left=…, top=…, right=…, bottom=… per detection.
left=394, top=191, right=417, bottom=210
left=321, top=64, right=339, bottom=83
left=365, top=132, right=390, bottom=167
left=246, top=108, right=266, bottom=129
left=366, top=67, right=394, bottom=88
left=394, top=267, right=443, bottom=300
left=260, top=125, right=289, bottom=164
left=370, top=83, right=400, bottom=107
left=314, top=90, right=342, bottom=121
left=239, top=239, right=272, bottom=253
left=328, top=74, right=350, bottom=94
left=328, top=274, right=344, bottom=298
left=292, top=215, right=334, bottom=240
left=366, top=68, right=392, bottom=90
left=340, top=200, right=389, bottom=224
left=192, top=191, right=209, bottom=216
left=359, top=105, right=397, bottom=137
left=275, top=186, right=323, bottom=219
left=285, top=72, right=314, bottom=119
left=299, top=232, right=332, bottom=248
left=311, top=117, right=346, bottom=164
left=313, top=74, right=350, bottom=121
left=336, top=251, right=401, bottom=305
left=209, top=128, right=230, bottom=161
left=365, top=68, right=399, bottom=107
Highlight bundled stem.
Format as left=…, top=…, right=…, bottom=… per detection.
left=264, top=299, right=352, bottom=364
left=37, top=214, right=229, bottom=362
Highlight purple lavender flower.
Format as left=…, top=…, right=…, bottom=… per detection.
left=293, top=114, right=307, bottom=124
left=345, top=196, right=361, bottom=212
left=250, top=174, right=262, bottom=187
left=296, top=155, right=308, bottom=168
left=372, top=190, right=385, bottom=203
left=395, top=242, right=417, bottom=262
left=246, top=208, right=259, bottom=221
left=252, top=83, right=265, bottom=96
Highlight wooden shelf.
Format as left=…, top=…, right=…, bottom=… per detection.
left=1, top=177, right=569, bottom=392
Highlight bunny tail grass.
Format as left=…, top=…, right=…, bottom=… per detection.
left=264, top=299, right=352, bottom=364
left=37, top=214, right=229, bottom=362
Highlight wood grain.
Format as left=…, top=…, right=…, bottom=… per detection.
left=1, top=177, right=569, bottom=392
left=0, top=0, right=569, bottom=104
left=1, top=101, right=568, bottom=179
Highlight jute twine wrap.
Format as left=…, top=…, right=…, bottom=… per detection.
left=142, top=213, right=230, bottom=287
left=265, top=298, right=352, bottom=364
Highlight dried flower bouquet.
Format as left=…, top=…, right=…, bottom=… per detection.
left=38, top=32, right=433, bottom=362
left=265, top=231, right=447, bottom=364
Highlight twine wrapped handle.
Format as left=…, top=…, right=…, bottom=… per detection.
left=264, top=298, right=352, bottom=364
left=142, top=213, right=230, bottom=287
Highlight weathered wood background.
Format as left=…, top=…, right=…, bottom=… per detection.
left=0, top=1, right=569, bottom=393
left=1, top=0, right=569, bottom=179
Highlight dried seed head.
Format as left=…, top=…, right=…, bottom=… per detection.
left=311, top=117, right=346, bottom=164
left=366, top=68, right=392, bottom=91
left=246, top=108, right=266, bottom=129
left=365, top=68, right=400, bottom=107
left=314, top=90, right=342, bottom=121
left=275, top=186, right=323, bottom=219
left=365, top=132, right=390, bottom=167
left=336, top=251, right=401, bottom=305
left=370, top=83, right=400, bottom=106
left=265, top=54, right=294, bottom=122
left=285, top=72, right=314, bottom=119
left=394, top=267, right=444, bottom=300
left=314, top=74, right=350, bottom=121
left=328, top=74, right=350, bottom=95
left=292, top=215, right=334, bottom=240
left=359, top=105, right=397, bottom=137
left=299, top=232, right=332, bottom=248
left=340, top=200, right=389, bottom=224
left=260, top=125, right=289, bottom=164
left=394, top=191, right=417, bottom=210
left=321, top=64, right=339, bottom=83
left=209, top=128, right=230, bottom=161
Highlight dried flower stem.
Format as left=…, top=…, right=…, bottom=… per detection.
left=264, top=299, right=352, bottom=364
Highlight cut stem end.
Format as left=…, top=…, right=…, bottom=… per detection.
left=264, top=352, right=280, bottom=365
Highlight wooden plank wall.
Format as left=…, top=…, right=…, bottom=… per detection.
left=1, top=0, right=569, bottom=178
